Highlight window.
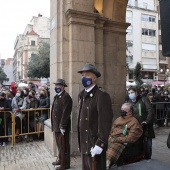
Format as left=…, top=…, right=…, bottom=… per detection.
left=31, top=40, right=35, bottom=46
left=31, top=53, right=36, bottom=58
left=142, top=28, right=156, bottom=37
left=149, top=16, right=155, bottom=22
left=149, top=29, right=156, bottom=36
left=142, top=43, right=156, bottom=51
left=142, top=28, right=148, bottom=35
left=143, top=3, right=148, bottom=9
left=126, top=11, right=132, bottom=18
left=141, top=14, right=156, bottom=22
left=127, top=26, right=133, bottom=33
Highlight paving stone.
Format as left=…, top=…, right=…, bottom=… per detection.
left=0, top=127, right=170, bottom=170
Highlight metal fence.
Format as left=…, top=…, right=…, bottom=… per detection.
left=0, top=108, right=50, bottom=145
left=151, top=102, right=170, bottom=126
left=0, top=111, right=14, bottom=145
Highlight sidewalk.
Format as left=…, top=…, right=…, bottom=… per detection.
left=0, top=127, right=169, bottom=170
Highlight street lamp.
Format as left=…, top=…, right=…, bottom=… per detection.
left=160, top=68, right=170, bottom=86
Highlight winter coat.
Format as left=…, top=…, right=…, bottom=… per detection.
left=127, top=96, right=155, bottom=138
left=26, top=97, right=39, bottom=109
left=11, top=97, right=27, bottom=119
left=107, top=114, right=143, bottom=162
left=38, top=96, right=50, bottom=117
left=51, top=90, right=72, bottom=132
left=0, top=98, right=12, bottom=118
left=77, top=85, right=113, bottom=154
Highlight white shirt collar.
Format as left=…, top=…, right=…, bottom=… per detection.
left=85, top=85, right=96, bottom=93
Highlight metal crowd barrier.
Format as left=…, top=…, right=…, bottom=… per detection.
left=0, top=111, right=14, bottom=145
left=13, top=108, right=50, bottom=144
left=151, top=102, right=170, bottom=126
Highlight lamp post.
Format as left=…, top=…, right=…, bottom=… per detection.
left=160, top=68, right=169, bottom=86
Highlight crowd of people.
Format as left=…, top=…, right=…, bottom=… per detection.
left=51, top=64, right=162, bottom=170
left=0, top=81, right=50, bottom=145
left=1, top=65, right=170, bottom=170
left=133, top=85, right=170, bottom=127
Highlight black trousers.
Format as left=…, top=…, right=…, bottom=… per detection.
left=55, top=131, right=70, bottom=169
left=81, top=152, right=106, bottom=170
left=0, top=115, right=10, bottom=143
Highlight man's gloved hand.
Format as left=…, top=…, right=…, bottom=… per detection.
left=90, top=145, right=103, bottom=157
left=60, top=128, right=65, bottom=135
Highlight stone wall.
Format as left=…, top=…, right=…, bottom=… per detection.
left=45, top=0, right=129, bottom=155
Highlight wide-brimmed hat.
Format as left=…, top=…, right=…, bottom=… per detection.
left=77, top=64, right=101, bottom=77
left=53, top=79, right=67, bottom=87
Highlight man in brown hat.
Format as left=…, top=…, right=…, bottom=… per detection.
left=77, top=64, right=113, bottom=170
left=51, top=79, right=73, bottom=170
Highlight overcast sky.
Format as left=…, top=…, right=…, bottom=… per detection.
left=0, top=0, right=50, bottom=59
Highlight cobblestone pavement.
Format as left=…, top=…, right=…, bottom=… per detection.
left=0, top=141, right=81, bottom=170
left=152, top=126, right=170, bottom=164
left=0, top=126, right=169, bottom=170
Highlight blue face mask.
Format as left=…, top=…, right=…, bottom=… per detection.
left=55, top=87, right=61, bottom=93
left=82, top=77, right=92, bottom=88
left=128, top=93, right=136, bottom=100
left=16, top=93, right=20, bottom=98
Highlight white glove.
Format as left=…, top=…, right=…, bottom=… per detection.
left=90, top=145, right=103, bottom=157
left=60, top=128, right=65, bottom=135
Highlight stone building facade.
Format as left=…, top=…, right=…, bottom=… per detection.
left=45, top=0, right=129, bottom=155
left=13, top=14, right=50, bottom=82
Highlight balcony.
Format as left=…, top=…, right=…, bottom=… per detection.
left=23, top=45, right=38, bottom=51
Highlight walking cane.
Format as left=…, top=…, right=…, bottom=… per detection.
left=92, top=156, right=96, bottom=170
left=92, top=138, right=96, bottom=170
left=59, top=133, right=66, bottom=170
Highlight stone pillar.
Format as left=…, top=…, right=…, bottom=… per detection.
left=45, top=0, right=129, bottom=156
left=103, top=21, right=129, bottom=117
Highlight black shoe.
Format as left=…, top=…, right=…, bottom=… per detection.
left=52, top=160, right=61, bottom=166
left=66, top=166, right=70, bottom=169
left=55, top=166, right=70, bottom=170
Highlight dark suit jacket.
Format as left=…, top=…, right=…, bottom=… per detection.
left=78, top=85, right=113, bottom=154
left=51, top=90, right=73, bottom=132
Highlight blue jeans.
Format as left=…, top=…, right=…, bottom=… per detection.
left=145, top=137, right=152, bottom=159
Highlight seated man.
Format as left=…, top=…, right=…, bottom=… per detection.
left=106, top=103, right=143, bottom=169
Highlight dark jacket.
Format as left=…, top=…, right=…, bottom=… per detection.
left=38, top=96, right=50, bottom=117
left=51, top=90, right=73, bottom=132
left=26, top=97, right=39, bottom=109
left=127, top=96, right=155, bottom=138
left=78, top=85, right=113, bottom=154
left=38, top=96, right=50, bottom=108
left=0, top=98, right=12, bottom=118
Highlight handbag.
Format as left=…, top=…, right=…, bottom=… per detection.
left=167, top=133, right=170, bottom=149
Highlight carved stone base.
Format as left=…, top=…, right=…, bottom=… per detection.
left=44, top=119, right=58, bottom=156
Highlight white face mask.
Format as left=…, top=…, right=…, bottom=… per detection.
left=128, top=93, right=136, bottom=100
left=16, top=93, right=20, bottom=97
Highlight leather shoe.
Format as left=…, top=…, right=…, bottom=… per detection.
left=52, top=160, right=61, bottom=166
left=55, top=166, right=70, bottom=170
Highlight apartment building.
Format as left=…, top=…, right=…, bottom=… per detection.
left=126, top=0, right=159, bottom=83
left=13, top=14, right=50, bottom=82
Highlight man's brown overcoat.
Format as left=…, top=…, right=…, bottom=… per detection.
left=78, top=85, right=113, bottom=154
